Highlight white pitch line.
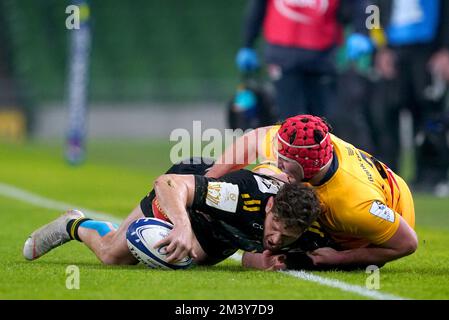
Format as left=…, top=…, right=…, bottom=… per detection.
left=280, top=269, right=407, bottom=300
left=229, top=253, right=407, bottom=300
left=0, top=182, right=121, bottom=224
left=1, top=181, right=408, bottom=300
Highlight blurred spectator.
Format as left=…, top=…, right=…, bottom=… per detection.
left=348, top=0, right=449, bottom=196
left=337, top=1, right=386, bottom=153
left=235, top=0, right=357, bottom=121
left=334, top=42, right=377, bottom=153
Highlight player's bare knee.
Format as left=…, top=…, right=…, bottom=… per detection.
left=99, top=251, right=126, bottom=265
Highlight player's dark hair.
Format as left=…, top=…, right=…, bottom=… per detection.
left=272, top=183, right=321, bottom=231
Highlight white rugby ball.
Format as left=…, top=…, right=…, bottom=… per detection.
left=126, top=218, right=192, bottom=270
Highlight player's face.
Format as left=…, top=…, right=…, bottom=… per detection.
left=277, top=157, right=304, bottom=183
left=263, top=210, right=302, bottom=252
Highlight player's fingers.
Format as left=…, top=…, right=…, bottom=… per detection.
left=189, top=248, right=198, bottom=260
left=273, top=254, right=286, bottom=270
left=266, top=261, right=286, bottom=271
left=306, top=251, right=319, bottom=265
left=307, top=249, right=321, bottom=255
left=275, top=261, right=287, bottom=270
left=166, top=246, right=187, bottom=263
left=153, top=236, right=170, bottom=249
left=165, top=253, right=177, bottom=263
left=262, top=249, right=273, bottom=257
left=165, top=239, right=181, bottom=255
left=165, top=247, right=179, bottom=263
left=277, top=254, right=286, bottom=263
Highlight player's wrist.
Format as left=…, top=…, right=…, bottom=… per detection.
left=172, top=215, right=192, bottom=228
left=242, top=252, right=264, bottom=269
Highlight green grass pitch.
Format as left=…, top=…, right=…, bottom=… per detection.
left=1, top=140, right=449, bottom=300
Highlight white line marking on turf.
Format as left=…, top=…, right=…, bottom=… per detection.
left=229, top=251, right=408, bottom=300
left=280, top=269, right=407, bottom=300
left=1, top=181, right=408, bottom=300
left=0, top=182, right=121, bottom=224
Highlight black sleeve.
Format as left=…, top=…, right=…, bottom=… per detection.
left=242, top=0, right=268, bottom=47
left=191, top=174, right=242, bottom=214
left=191, top=170, right=266, bottom=215
left=192, top=175, right=211, bottom=209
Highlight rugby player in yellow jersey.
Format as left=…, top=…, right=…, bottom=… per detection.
left=206, top=115, right=418, bottom=270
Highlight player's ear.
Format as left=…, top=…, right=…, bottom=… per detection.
left=265, top=196, right=274, bottom=214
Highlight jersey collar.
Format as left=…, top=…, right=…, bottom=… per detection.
left=316, top=150, right=339, bottom=186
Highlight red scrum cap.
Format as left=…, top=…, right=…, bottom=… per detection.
left=277, top=115, right=333, bottom=179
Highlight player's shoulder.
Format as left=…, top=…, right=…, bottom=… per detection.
left=331, top=135, right=380, bottom=184
left=222, top=169, right=280, bottom=182
left=264, top=125, right=281, bottom=141
left=254, top=124, right=280, bottom=141
left=220, top=169, right=256, bottom=181
left=220, top=170, right=283, bottom=195
left=220, top=169, right=269, bottom=186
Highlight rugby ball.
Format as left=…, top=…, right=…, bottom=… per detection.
left=126, top=218, right=192, bottom=270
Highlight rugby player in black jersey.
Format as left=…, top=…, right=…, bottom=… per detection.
left=23, top=158, right=325, bottom=270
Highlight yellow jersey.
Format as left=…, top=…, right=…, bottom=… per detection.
left=258, top=126, right=415, bottom=249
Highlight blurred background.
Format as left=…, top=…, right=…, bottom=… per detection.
left=0, top=0, right=448, bottom=195
left=0, top=0, right=246, bottom=139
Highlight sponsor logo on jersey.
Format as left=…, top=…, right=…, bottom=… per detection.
left=206, top=182, right=239, bottom=213
left=253, top=175, right=282, bottom=194
left=369, top=201, right=395, bottom=223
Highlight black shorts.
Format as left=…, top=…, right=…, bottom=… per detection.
left=140, top=157, right=214, bottom=217
left=140, top=158, right=238, bottom=265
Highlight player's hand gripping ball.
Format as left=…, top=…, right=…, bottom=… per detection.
left=126, top=218, right=192, bottom=270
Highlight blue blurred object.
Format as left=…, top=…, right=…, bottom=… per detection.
left=236, top=47, right=259, bottom=72
left=346, top=33, right=374, bottom=60
left=387, top=0, right=440, bottom=46
left=234, top=88, right=258, bottom=118
left=227, top=77, right=277, bottom=131
left=66, top=129, right=85, bottom=165
left=66, top=0, right=91, bottom=166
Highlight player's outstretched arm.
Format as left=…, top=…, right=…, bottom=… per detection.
left=307, top=217, right=418, bottom=267
left=205, top=126, right=274, bottom=178
left=242, top=250, right=287, bottom=271
left=153, top=174, right=198, bottom=262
